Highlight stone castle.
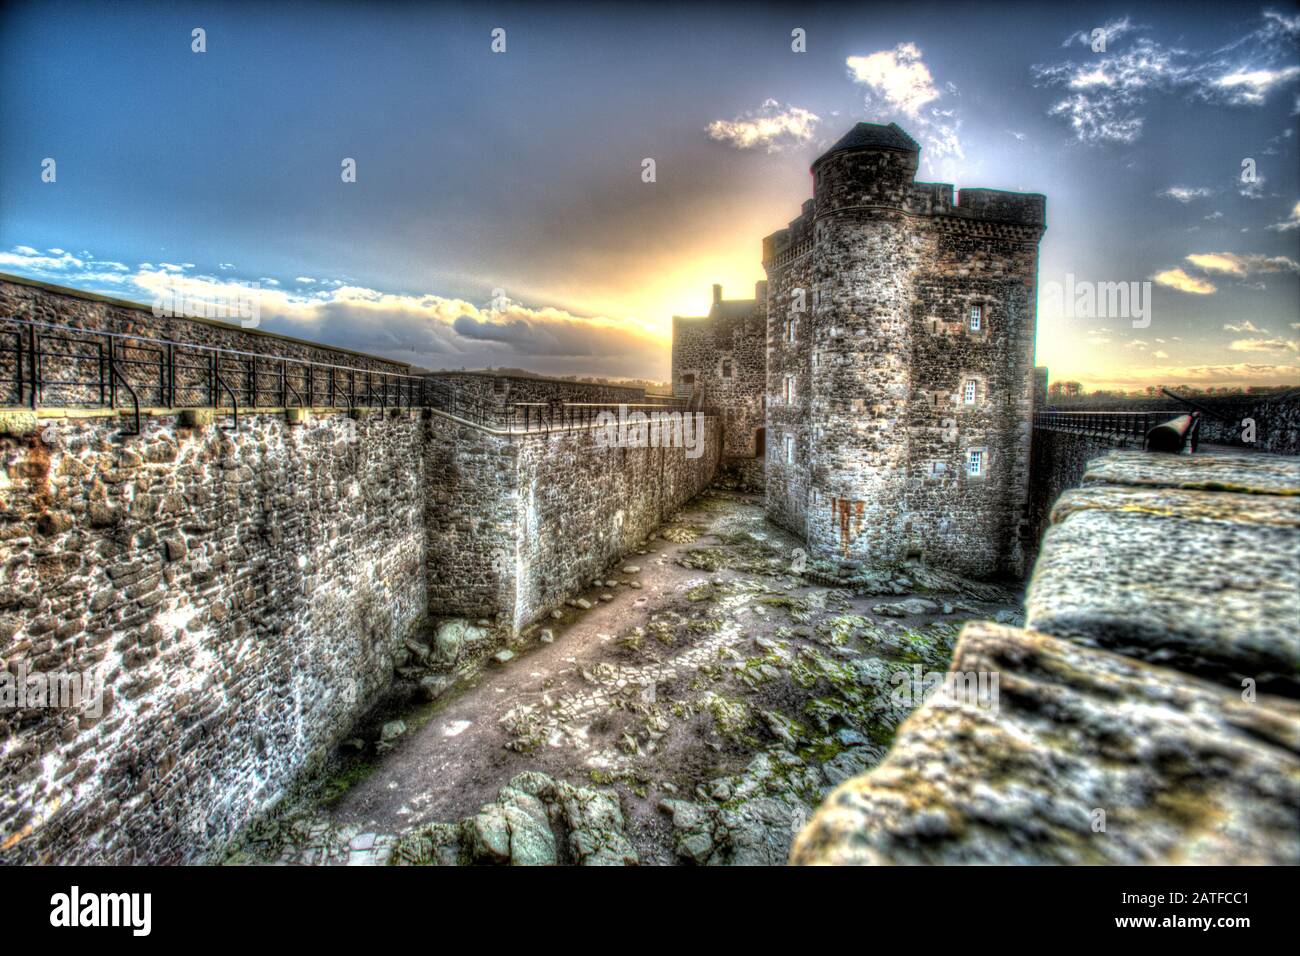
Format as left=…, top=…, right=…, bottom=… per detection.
left=673, top=122, right=1046, bottom=578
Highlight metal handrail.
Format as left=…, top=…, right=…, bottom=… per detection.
left=0, top=315, right=693, bottom=436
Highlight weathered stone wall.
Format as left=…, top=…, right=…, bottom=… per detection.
left=670, top=286, right=767, bottom=487
left=426, top=371, right=646, bottom=407
left=1025, top=426, right=1140, bottom=569
left=763, top=206, right=815, bottom=537
left=513, top=416, right=721, bottom=627
left=422, top=412, right=518, bottom=621
left=0, top=407, right=425, bottom=864
left=793, top=450, right=1300, bottom=865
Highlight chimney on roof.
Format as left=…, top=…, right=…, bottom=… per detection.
left=712, top=284, right=722, bottom=306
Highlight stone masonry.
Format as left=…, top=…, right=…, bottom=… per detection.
left=0, top=278, right=724, bottom=863
left=671, top=283, right=767, bottom=491
left=0, top=407, right=426, bottom=864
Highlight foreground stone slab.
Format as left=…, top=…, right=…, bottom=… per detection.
left=790, top=622, right=1300, bottom=865
left=1082, top=448, right=1300, bottom=496
left=1027, top=451, right=1300, bottom=696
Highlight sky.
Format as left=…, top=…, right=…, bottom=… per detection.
left=1, top=0, right=1297, bottom=389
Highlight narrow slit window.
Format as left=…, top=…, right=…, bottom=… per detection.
left=784, top=434, right=795, bottom=464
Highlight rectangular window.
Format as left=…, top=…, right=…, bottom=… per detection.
left=682, top=373, right=694, bottom=385
left=969, top=305, right=982, bottom=331
left=968, top=450, right=984, bottom=476
left=784, top=434, right=795, bottom=464
left=783, top=374, right=796, bottom=403
left=785, top=317, right=797, bottom=343
left=721, top=359, right=733, bottom=378
left=963, top=381, right=977, bottom=404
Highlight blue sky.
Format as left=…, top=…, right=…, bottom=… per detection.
left=1, top=0, right=1297, bottom=388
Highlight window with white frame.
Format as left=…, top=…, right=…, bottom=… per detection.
left=969, top=304, right=982, bottom=331
left=963, top=380, right=977, bottom=404
left=784, top=434, right=795, bottom=464
left=967, top=450, right=984, bottom=476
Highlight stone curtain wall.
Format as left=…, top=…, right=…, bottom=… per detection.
left=793, top=451, right=1300, bottom=865
left=422, top=412, right=518, bottom=620
left=426, top=372, right=646, bottom=407
left=512, top=417, right=721, bottom=627
left=423, top=412, right=721, bottom=631
left=0, top=408, right=425, bottom=864
left=1026, top=426, right=1141, bottom=569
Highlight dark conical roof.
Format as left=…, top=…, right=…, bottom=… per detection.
left=813, top=122, right=920, bottom=167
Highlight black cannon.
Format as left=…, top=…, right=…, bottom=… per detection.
left=1145, top=412, right=1201, bottom=454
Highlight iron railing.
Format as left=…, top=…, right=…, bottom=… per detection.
left=0, top=316, right=693, bottom=437
left=1, top=316, right=434, bottom=434
left=1032, top=410, right=1163, bottom=443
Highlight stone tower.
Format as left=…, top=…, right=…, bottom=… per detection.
left=762, top=122, right=1046, bottom=578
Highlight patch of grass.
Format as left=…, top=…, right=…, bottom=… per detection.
left=319, top=760, right=378, bottom=806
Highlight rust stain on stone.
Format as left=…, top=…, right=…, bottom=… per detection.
left=830, top=496, right=866, bottom=556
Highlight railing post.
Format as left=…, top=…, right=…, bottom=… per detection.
left=28, top=325, right=38, bottom=410
left=166, top=342, right=175, bottom=407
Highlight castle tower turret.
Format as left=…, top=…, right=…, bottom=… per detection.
left=760, top=122, right=1046, bottom=578
left=806, top=124, right=922, bottom=563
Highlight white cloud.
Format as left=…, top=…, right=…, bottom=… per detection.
left=846, top=43, right=962, bottom=173
left=847, top=43, right=941, bottom=115
left=1034, top=12, right=1300, bottom=144
left=1213, top=66, right=1300, bottom=106
left=1224, top=320, right=1270, bottom=333
left=1185, top=252, right=1299, bottom=275
left=1228, top=337, right=1298, bottom=352
left=1152, top=267, right=1216, bottom=294
left=1162, top=186, right=1213, bottom=203
left=706, top=99, right=820, bottom=153
left=1267, top=200, right=1300, bottom=231
left=1062, top=17, right=1141, bottom=49
left=295, top=276, right=316, bottom=284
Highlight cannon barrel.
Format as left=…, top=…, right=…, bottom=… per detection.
left=1146, top=413, right=1200, bottom=453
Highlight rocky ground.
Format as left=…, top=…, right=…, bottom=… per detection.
left=225, top=490, right=1023, bottom=866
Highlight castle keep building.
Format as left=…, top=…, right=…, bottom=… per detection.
left=766, top=122, right=1045, bottom=578
left=674, top=122, right=1046, bottom=578
left=671, top=283, right=767, bottom=489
